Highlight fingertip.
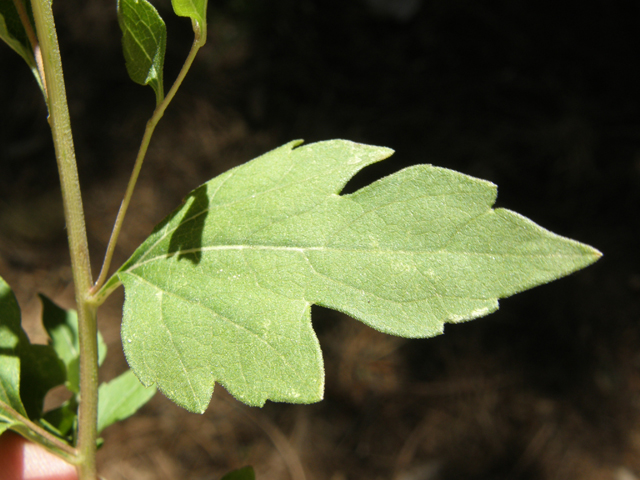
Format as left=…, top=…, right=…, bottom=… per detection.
left=0, top=432, right=78, bottom=480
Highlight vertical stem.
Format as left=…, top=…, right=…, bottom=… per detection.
left=30, top=0, right=98, bottom=478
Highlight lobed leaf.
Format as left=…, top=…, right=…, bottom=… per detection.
left=117, top=0, right=166, bottom=104
left=97, top=369, right=156, bottom=433
left=110, top=140, right=601, bottom=413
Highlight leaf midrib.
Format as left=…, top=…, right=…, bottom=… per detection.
left=124, top=244, right=587, bottom=273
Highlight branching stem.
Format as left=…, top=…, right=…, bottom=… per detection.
left=91, top=36, right=204, bottom=297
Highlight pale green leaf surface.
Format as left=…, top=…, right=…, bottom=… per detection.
left=41, top=295, right=107, bottom=394
left=97, top=369, right=156, bottom=433
left=112, top=140, right=601, bottom=412
left=117, top=0, right=166, bottom=104
left=170, top=0, right=207, bottom=40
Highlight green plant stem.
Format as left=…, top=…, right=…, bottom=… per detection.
left=91, top=37, right=204, bottom=298
left=30, top=1, right=98, bottom=479
left=0, top=400, right=78, bottom=465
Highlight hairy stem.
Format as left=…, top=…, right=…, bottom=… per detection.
left=30, top=1, right=98, bottom=478
left=91, top=37, right=204, bottom=297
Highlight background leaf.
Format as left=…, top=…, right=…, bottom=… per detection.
left=113, top=140, right=601, bottom=413
left=42, top=399, right=77, bottom=439
left=0, top=275, right=27, bottom=421
left=220, top=466, right=255, bottom=480
left=97, top=369, right=156, bottom=433
left=0, top=0, right=43, bottom=92
left=117, top=0, right=166, bottom=104
left=19, top=344, right=65, bottom=420
left=170, top=0, right=207, bottom=40
left=41, top=294, right=107, bottom=394
left=0, top=276, right=65, bottom=424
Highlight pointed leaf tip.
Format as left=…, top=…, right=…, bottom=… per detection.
left=116, top=140, right=601, bottom=412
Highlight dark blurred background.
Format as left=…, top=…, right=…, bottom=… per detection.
left=1, top=1, right=639, bottom=479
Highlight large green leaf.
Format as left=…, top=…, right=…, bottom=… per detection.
left=0, top=276, right=65, bottom=427
left=117, top=0, right=166, bottom=104
left=106, top=140, right=601, bottom=413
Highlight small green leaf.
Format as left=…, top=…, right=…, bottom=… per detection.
left=111, top=140, right=601, bottom=413
left=0, top=276, right=65, bottom=423
left=41, top=294, right=107, bottom=394
left=97, top=369, right=156, bottom=433
left=220, top=466, right=255, bottom=480
left=170, top=0, right=207, bottom=42
left=117, top=0, right=166, bottom=104
left=0, top=0, right=44, bottom=92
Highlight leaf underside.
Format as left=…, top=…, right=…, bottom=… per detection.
left=109, top=140, right=601, bottom=413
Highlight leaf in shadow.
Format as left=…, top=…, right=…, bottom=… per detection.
left=0, top=276, right=65, bottom=422
left=168, top=185, right=209, bottom=265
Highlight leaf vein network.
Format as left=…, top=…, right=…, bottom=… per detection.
left=127, top=272, right=309, bottom=384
